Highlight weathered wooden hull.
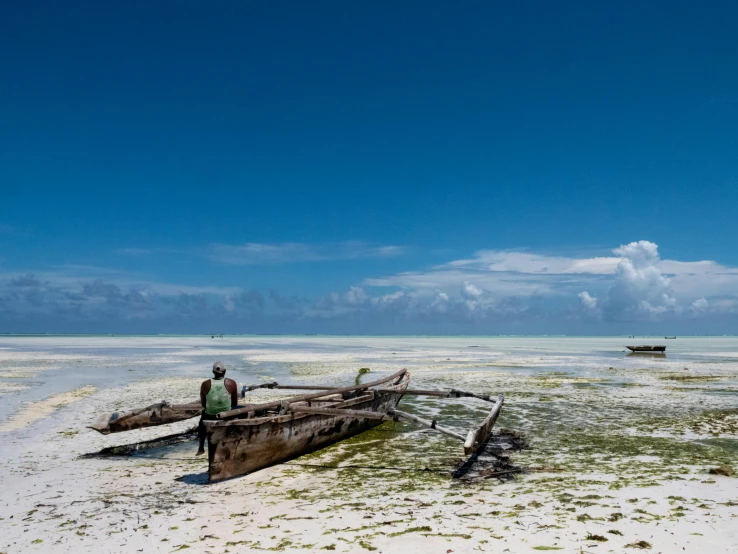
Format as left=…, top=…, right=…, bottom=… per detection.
left=88, top=401, right=202, bottom=434
left=626, top=345, right=666, bottom=352
left=205, top=373, right=410, bottom=482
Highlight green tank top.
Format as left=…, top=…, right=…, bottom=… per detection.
left=205, top=379, right=231, bottom=415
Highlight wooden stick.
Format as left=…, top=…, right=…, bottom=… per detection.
left=381, top=389, right=494, bottom=402
left=218, top=368, right=407, bottom=420
left=241, top=382, right=337, bottom=398
left=388, top=409, right=468, bottom=442
left=241, top=382, right=279, bottom=395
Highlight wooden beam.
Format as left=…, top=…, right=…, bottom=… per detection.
left=241, top=382, right=336, bottom=397
left=388, top=409, right=468, bottom=442
left=243, top=382, right=495, bottom=403
left=218, top=368, right=407, bottom=420
left=381, top=389, right=495, bottom=402
left=241, top=382, right=279, bottom=395
left=288, top=406, right=391, bottom=420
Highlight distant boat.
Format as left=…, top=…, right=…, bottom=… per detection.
left=626, top=345, right=666, bottom=352
left=665, top=336, right=676, bottom=339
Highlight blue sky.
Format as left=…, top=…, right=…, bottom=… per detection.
left=1, top=1, right=737, bottom=334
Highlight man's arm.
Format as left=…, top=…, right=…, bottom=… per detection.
left=227, top=378, right=238, bottom=409
left=200, top=380, right=210, bottom=409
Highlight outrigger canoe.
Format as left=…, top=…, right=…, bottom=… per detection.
left=89, top=369, right=504, bottom=482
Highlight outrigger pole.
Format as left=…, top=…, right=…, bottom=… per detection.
left=242, top=381, right=496, bottom=403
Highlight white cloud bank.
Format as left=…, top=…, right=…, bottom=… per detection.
left=356, top=240, right=738, bottom=323
left=2, top=240, right=738, bottom=332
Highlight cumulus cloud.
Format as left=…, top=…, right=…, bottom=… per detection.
left=309, top=280, right=531, bottom=324
left=371, top=291, right=414, bottom=312
left=606, top=241, right=676, bottom=318
left=578, top=291, right=599, bottom=311
left=429, top=290, right=451, bottom=314
left=689, top=296, right=738, bottom=316
left=690, top=297, right=709, bottom=314
left=461, top=281, right=483, bottom=299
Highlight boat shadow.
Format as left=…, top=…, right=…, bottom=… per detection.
left=453, top=428, right=528, bottom=481
left=174, top=472, right=210, bottom=485
left=79, top=428, right=197, bottom=458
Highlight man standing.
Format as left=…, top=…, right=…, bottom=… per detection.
left=196, top=361, right=238, bottom=456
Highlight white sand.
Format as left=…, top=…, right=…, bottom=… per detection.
left=0, top=336, right=736, bottom=553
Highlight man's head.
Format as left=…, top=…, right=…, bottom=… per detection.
left=212, top=361, right=226, bottom=377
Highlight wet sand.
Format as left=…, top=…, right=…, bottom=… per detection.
left=0, top=336, right=736, bottom=552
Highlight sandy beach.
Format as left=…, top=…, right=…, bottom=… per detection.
left=0, top=335, right=736, bottom=553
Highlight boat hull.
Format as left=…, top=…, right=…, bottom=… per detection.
left=205, top=374, right=410, bottom=482
left=626, top=346, right=666, bottom=352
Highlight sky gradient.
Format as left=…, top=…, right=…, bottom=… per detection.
left=1, top=1, right=737, bottom=334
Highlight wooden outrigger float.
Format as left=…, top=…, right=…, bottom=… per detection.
left=89, top=368, right=505, bottom=482
left=89, top=401, right=202, bottom=434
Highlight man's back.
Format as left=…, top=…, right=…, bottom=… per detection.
left=200, top=377, right=238, bottom=415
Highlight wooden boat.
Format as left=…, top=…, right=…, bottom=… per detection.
left=89, top=368, right=505, bottom=482
left=626, top=345, right=666, bottom=352
left=205, top=369, right=410, bottom=481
